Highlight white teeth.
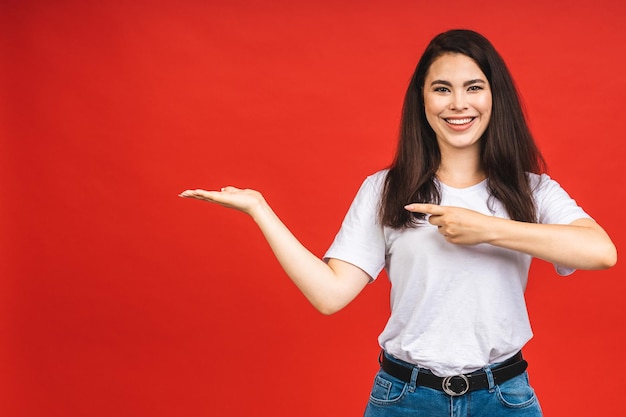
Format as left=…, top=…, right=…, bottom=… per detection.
left=445, top=118, right=473, bottom=125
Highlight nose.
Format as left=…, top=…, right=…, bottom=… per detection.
left=450, top=91, right=468, bottom=110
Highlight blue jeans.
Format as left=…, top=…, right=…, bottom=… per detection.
left=364, top=352, right=543, bottom=417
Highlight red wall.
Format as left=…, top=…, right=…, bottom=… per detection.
left=2, top=1, right=625, bottom=416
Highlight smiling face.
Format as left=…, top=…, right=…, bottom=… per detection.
left=423, top=53, right=492, bottom=155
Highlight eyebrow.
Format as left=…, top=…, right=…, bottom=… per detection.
left=429, top=79, right=487, bottom=87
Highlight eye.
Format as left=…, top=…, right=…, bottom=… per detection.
left=433, top=86, right=450, bottom=93
left=467, top=85, right=484, bottom=92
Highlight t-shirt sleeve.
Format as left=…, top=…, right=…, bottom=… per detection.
left=533, top=174, right=592, bottom=276
left=323, top=174, right=387, bottom=281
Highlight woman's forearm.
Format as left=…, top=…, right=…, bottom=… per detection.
left=249, top=200, right=370, bottom=314
left=486, top=217, right=617, bottom=270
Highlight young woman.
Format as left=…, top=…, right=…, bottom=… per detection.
left=180, top=29, right=616, bottom=416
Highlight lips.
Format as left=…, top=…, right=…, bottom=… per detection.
left=444, top=117, right=475, bottom=125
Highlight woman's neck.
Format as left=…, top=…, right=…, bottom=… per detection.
left=436, top=152, right=485, bottom=188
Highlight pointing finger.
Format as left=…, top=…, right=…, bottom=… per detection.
left=404, top=203, right=445, bottom=215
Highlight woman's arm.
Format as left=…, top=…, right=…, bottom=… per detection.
left=404, top=203, right=617, bottom=270
left=179, top=187, right=371, bottom=314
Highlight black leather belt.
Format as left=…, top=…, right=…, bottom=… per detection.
left=379, top=351, right=527, bottom=396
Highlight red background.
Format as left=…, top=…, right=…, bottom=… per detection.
left=2, top=1, right=625, bottom=416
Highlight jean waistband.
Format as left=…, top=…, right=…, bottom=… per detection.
left=379, top=351, right=527, bottom=396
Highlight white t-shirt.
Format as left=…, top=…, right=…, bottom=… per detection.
left=324, top=170, right=590, bottom=376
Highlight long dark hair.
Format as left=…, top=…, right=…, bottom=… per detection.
left=380, top=29, right=546, bottom=228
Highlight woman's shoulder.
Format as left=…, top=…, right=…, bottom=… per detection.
left=361, top=169, right=389, bottom=192
left=344, top=169, right=389, bottom=204
left=527, top=172, right=569, bottom=197
left=365, top=169, right=389, bottom=183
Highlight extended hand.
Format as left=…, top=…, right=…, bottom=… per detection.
left=404, top=203, right=494, bottom=245
left=179, top=186, right=266, bottom=216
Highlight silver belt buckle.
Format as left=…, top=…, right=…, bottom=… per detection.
left=442, top=374, right=470, bottom=396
